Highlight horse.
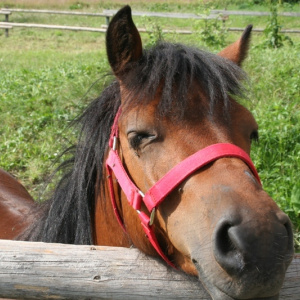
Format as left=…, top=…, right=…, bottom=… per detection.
left=0, top=6, right=294, bottom=300
left=0, top=169, right=35, bottom=239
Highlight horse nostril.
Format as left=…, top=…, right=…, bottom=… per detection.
left=213, top=219, right=244, bottom=275
left=213, top=213, right=294, bottom=277
left=216, top=223, right=235, bottom=256
left=276, top=212, right=294, bottom=254
left=277, top=212, right=292, bottom=230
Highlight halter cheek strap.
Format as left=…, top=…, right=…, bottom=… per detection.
left=105, top=108, right=261, bottom=268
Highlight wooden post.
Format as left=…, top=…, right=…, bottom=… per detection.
left=4, top=12, right=9, bottom=37
left=0, top=11, right=11, bottom=37
left=0, top=239, right=299, bottom=299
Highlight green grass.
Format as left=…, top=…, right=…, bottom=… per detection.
left=0, top=31, right=111, bottom=196
left=245, top=45, right=300, bottom=249
left=0, top=0, right=299, bottom=250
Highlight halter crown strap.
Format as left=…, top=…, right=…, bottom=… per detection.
left=105, top=109, right=261, bottom=268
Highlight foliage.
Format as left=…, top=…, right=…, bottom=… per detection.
left=69, top=2, right=89, bottom=10
left=193, top=8, right=227, bottom=49
left=140, top=17, right=165, bottom=48
left=247, top=45, right=300, bottom=250
left=291, top=184, right=300, bottom=250
left=253, top=0, right=300, bottom=3
left=0, top=38, right=110, bottom=197
left=262, top=1, right=293, bottom=48
left=291, top=185, right=300, bottom=216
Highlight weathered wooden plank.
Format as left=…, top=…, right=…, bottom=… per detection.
left=0, top=8, right=112, bottom=17
left=0, top=240, right=207, bottom=299
left=211, top=9, right=300, bottom=17
left=0, top=11, right=11, bottom=15
left=2, top=8, right=299, bottom=19
left=0, top=240, right=299, bottom=299
left=0, top=8, right=218, bottom=20
left=103, top=9, right=219, bottom=20
left=0, top=22, right=106, bottom=33
left=0, top=25, right=12, bottom=28
left=1, top=22, right=299, bottom=36
left=0, top=22, right=194, bottom=35
left=227, top=27, right=300, bottom=34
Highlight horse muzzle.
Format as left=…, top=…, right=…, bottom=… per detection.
left=191, top=207, right=294, bottom=300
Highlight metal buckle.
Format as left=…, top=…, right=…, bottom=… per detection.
left=149, top=208, right=155, bottom=226
left=136, top=189, right=155, bottom=226
left=112, top=136, right=117, bottom=150
left=138, top=190, right=155, bottom=226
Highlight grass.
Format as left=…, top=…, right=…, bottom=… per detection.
left=0, top=0, right=299, bottom=250
left=246, top=45, right=300, bottom=249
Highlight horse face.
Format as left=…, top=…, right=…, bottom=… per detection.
left=117, top=86, right=293, bottom=299
left=106, top=6, right=294, bottom=300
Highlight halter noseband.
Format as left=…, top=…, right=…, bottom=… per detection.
left=105, top=108, right=261, bottom=268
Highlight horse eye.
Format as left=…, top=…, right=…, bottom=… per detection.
left=128, top=132, right=153, bottom=150
left=250, top=130, right=259, bottom=143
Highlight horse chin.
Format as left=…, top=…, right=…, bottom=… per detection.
left=207, top=291, right=279, bottom=300
left=208, top=293, right=280, bottom=300
left=192, top=258, right=284, bottom=300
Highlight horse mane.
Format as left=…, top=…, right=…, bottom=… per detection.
left=18, top=41, right=246, bottom=244
left=19, top=81, right=121, bottom=244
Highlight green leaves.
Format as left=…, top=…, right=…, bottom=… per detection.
left=247, top=45, right=300, bottom=250
left=0, top=49, right=109, bottom=198
left=262, top=2, right=293, bottom=48
left=193, top=7, right=227, bottom=50
left=291, top=185, right=300, bottom=216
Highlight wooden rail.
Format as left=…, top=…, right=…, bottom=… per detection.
left=103, top=8, right=300, bottom=22
left=0, top=8, right=220, bottom=36
left=5, top=21, right=299, bottom=35
left=100, top=24, right=300, bottom=34
left=1, top=8, right=113, bottom=25
left=0, top=21, right=106, bottom=33
left=0, top=8, right=221, bottom=24
left=211, top=9, right=300, bottom=17
left=0, top=9, right=10, bottom=36
left=1, top=8, right=300, bottom=37
left=102, top=9, right=220, bottom=23
left=0, top=239, right=299, bottom=299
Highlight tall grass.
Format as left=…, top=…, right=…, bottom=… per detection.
left=246, top=46, right=300, bottom=249
left=0, top=31, right=110, bottom=196
left=0, top=0, right=299, bottom=249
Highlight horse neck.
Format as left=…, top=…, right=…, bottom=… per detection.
left=93, top=174, right=131, bottom=247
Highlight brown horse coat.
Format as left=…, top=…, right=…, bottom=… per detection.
left=0, top=169, right=35, bottom=239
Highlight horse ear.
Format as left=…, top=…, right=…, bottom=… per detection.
left=106, top=6, right=143, bottom=78
left=218, top=25, right=252, bottom=66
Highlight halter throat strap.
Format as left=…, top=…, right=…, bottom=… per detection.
left=105, top=108, right=261, bottom=268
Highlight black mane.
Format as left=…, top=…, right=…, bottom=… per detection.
left=19, top=42, right=246, bottom=244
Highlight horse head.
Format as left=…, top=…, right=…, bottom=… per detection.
left=99, top=6, right=294, bottom=300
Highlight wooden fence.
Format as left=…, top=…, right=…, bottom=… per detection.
left=0, top=239, right=299, bottom=299
left=1, top=8, right=300, bottom=37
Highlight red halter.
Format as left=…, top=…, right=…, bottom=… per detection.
left=105, top=108, right=261, bottom=268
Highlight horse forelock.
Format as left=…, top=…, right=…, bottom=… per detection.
left=121, top=41, right=247, bottom=119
